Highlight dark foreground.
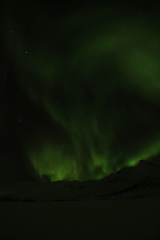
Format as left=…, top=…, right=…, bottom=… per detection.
left=0, top=199, right=160, bottom=240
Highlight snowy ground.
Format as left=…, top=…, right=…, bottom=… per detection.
left=0, top=159, right=160, bottom=239
left=0, top=199, right=160, bottom=240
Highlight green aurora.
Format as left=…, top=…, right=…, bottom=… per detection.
left=3, top=6, right=160, bottom=181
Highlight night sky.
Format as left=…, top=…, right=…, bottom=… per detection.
left=1, top=0, right=160, bottom=184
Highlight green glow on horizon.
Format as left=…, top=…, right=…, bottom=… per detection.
left=4, top=7, right=160, bottom=181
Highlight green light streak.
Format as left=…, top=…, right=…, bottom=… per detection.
left=4, top=7, right=160, bottom=181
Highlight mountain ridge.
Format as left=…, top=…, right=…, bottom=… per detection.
left=0, top=159, right=160, bottom=201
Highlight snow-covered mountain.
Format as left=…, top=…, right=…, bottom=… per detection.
left=0, top=159, right=160, bottom=201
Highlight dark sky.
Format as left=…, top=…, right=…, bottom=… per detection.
left=1, top=0, right=160, bottom=185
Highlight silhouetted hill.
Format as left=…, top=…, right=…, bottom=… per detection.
left=0, top=159, right=160, bottom=201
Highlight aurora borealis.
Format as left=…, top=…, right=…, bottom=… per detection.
left=2, top=1, right=160, bottom=182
